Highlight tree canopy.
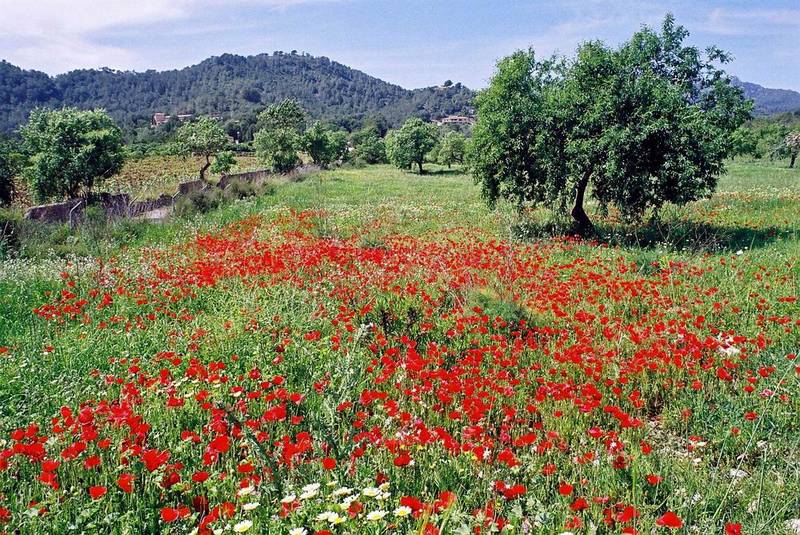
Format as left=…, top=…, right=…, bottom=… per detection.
left=174, top=117, right=231, bottom=181
left=0, top=139, right=20, bottom=205
left=20, top=108, right=125, bottom=201
left=301, top=122, right=347, bottom=168
left=351, top=127, right=387, bottom=164
left=469, top=15, right=751, bottom=233
left=386, top=118, right=439, bottom=174
left=437, top=130, right=467, bottom=168
left=254, top=100, right=306, bottom=173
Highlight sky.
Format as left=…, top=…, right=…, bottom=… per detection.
left=0, top=0, right=798, bottom=91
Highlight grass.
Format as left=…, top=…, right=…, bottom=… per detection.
left=0, top=160, right=797, bottom=534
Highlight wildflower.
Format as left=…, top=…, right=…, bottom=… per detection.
left=331, top=486, right=353, bottom=497
left=242, top=502, right=260, bottom=511
left=366, top=510, right=388, bottom=521
left=302, top=482, right=321, bottom=493
left=289, top=529, right=308, bottom=535
left=656, top=511, right=683, bottom=528
left=362, top=487, right=381, bottom=498
left=237, top=486, right=255, bottom=497
left=88, top=486, right=107, bottom=500
left=394, top=506, right=412, bottom=517
left=281, top=494, right=297, bottom=504
left=233, top=520, right=253, bottom=532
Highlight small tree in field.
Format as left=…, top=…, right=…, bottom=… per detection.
left=351, top=128, right=386, bottom=164
left=0, top=139, right=21, bottom=205
left=21, top=108, right=125, bottom=201
left=175, top=117, right=231, bottom=182
left=729, top=127, right=760, bottom=160
left=386, top=118, right=439, bottom=174
left=469, top=15, right=751, bottom=234
left=302, top=122, right=347, bottom=168
left=437, top=130, right=467, bottom=168
left=783, top=132, right=800, bottom=168
left=254, top=100, right=306, bottom=173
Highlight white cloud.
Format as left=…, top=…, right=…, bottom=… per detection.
left=0, top=0, right=340, bottom=73
left=703, top=7, right=800, bottom=36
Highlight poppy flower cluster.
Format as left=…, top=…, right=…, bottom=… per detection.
left=1, top=209, right=797, bottom=533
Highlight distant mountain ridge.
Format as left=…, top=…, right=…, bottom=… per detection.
left=731, top=77, right=800, bottom=116
left=1, top=53, right=798, bottom=136
left=0, top=53, right=475, bottom=135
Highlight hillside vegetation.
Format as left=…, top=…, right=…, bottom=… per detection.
left=0, top=54, right=474, bottom=135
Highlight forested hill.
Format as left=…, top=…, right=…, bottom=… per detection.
left=0, top=53, right=475, bottom=134
left=731, top=77, right=800, bottom=116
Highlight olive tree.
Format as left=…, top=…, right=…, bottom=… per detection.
left=302, top=122, right=347, bottom=168
left=175, top=117, right=231, bottom=182
left=437, top=130, right=467, bottom=168
left=783, top=132, right=800, bottom=168
left=351, top=128, right=386, bottom=164
left=469, top=15, right=751, bottom=234
left=254, top=100, right=307, bottom=173
left=21, top=108, right=125, bottom=201
left=385, top=118, right=439, bottom=174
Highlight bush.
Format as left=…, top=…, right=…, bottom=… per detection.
left=174, top=188, right=224, bottom=218
left=222, top=178, right=275, bottom=201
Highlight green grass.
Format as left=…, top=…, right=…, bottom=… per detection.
left=0, top=160, right=797, bottom=534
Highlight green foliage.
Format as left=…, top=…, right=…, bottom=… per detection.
left=350, top=128, right=386, bottom=164
left=0, top=55, right=475, bottom=137
left=254, top=128, right=300, bottom=173
left=174, top=187, right=224, bottom=218
left=258, top=99, right=307, bottom=132
left=0, top=139, right=21, bottom=205
left=301, top=122, right=347, bottom=168
left=385, top=118, right=439, bottom=174
left=210, top=150, right=236, bottom=175
left=20, top=108, right=125, bottom=201
left=436, top=130, right=467, bottom=167
left=729, top=127, right=760, bottom=160
left=254, top=100, right=308, bottom=173
left=174, top=117, right=231, bottom=181
left=470, top=14, right=751, bottom=233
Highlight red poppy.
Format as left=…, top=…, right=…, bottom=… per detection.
left=656, top=511, right=683, bottom=528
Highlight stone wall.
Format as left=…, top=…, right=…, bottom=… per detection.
left=23, top=165, right=319, bottom=224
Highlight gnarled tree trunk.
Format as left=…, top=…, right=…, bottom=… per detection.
left=199, top=154, right=211, bottom=182
left=571, top=169, right=595, bottom=236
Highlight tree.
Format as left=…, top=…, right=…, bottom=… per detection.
left=254, top=128, right=301, bottom=173
left=301, top=122, right=347, bottom=168
left=21, top=108, right=125, bottom=201
left=437, top=131, right=467, bottom=168
left=351, top=128, right=386, bottom=164
left=211, top=151, right=236, bottom=175
left=0, top=139, right=20, bottom=205
left=385, top=118, right=439, bottom=174
left=258, top=99, right=306, bottom=132
left=254, top=100, right=306, bottom=173
left=469, top=15, right=751, bottom=234
left=175, top=117, right=230, bottom=182
left=782, top=132, right=800, bottom=168
left=729, top=127, right=760, bottom=160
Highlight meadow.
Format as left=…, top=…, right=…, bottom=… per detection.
left=0, top=160, right=798, bottom=534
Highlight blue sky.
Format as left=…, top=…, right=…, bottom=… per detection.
left=1, top=0, right=798, bottom=90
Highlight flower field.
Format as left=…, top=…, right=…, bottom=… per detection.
left=0, top=163, right=798, bottom=533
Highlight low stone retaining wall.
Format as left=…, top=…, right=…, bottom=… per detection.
left=23, top=165, right=320, bottom=225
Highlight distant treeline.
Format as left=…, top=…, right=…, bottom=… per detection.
left=0, top=52, right=474, bottom=139
left=730, top=109, right=800, bottom=163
